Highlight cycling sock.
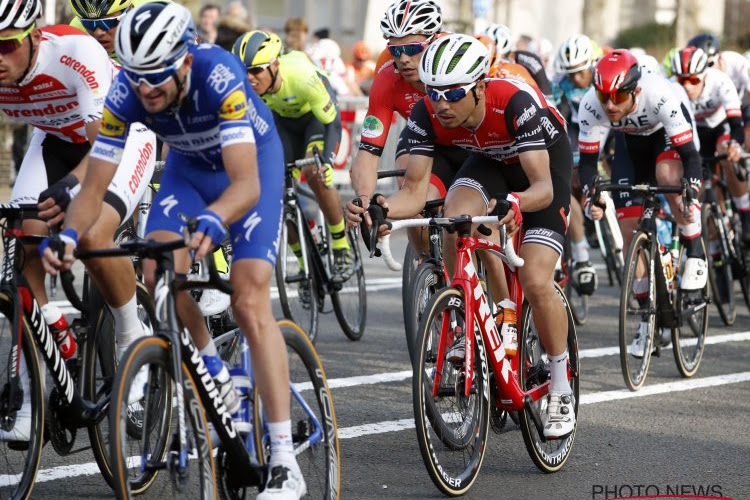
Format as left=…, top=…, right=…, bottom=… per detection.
left=112, top=294, right=148, bottom=356
left=733, top=193, right=750, bottom=212
left=329, top=219, right=349, bottom=250
left=199, top=341, right=219, bottom=358
left=571, top=239, right=590, bottom=263
left=267, top=419, right=297, bottom=468
left=548, top=350, right=572, bottom=394
left=290, top=241, right=304, bottom=267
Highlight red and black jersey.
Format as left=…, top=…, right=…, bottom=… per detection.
left=404, top=78, right=566, bottom=164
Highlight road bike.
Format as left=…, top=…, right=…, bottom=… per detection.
left=377, top=209, right=579, bottom=496
left=594, top=180, right=709, bottom=391
left=88, top=234, right=339, bottom=499
left=0, top=203, right=154, bottom=499
left=276, top=152, right=366, bottom=342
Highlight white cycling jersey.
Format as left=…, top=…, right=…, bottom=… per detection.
left=578, top=72, right=695, bottom=154
left=683, top=67, right=742, bottom=129
left=1, top=25, right=155, bottom=223
left=716, top=50, right=750, bottom=99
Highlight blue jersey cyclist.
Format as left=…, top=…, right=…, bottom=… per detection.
left=40, top=2, right=306, bottom=498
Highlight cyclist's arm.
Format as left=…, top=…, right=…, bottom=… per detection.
left=576, top=90, right=609, bottom=192
left=382, top=153, right=433, bottom=219
left=515, top=149, right=553, bottom=211
left=308, top=73, right=342, bottom=164
left=349, top=149, right=381, bottom=207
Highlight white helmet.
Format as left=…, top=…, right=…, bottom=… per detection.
left=558, top=34, right=594, bottom=73
left=671, top=46, right=709, bottom=77
left=115, top=1, right=196, bottom=71
left=419, top=33, right=489, bottom=86
left=0, top=0, right=42, bottom=30
left=380, top=0, right=441, bottom=39
left=310, top=38, right=342, bottom=73
left=483, top=24, right=511, bottom=57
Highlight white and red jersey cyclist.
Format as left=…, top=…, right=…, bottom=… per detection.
left=2, top=25, right=155, bottom=223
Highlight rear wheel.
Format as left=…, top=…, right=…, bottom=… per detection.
left=331, top=229, right=367, bottom=341
left=405, top=262, right=443, bottom=369
left=702, top=204, right=736, bottom=325
left=412, top=287, right=489, bottom=496
left=596, top=216, right=624, bottom=286
left=619, top=231, right=655, bottom=391
left=518, top=283, right=579, bottom=473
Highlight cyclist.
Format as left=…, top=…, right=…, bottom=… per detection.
left=554, top=34, right=603, bottom=295
left=231, top=30, right=354, bottom=284
left=475, top=34, right=536, bottom=85
left=372, top=34, right=576, bottom=439
left=0, top=0, right=156, bottom=440
left=579, top=50, right=705, bottom=357
left=40, top=3, right=305, bottom=497
left=346, top=0, right=470, bottom=259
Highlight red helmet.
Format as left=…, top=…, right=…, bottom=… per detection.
left=594, top=49, right=642, bottom=94
left=671, top=46, right=708, bottom=77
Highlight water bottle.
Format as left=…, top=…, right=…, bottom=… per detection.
left=228, top=367, right=252, bottom=435
left=41, top=303, right=77, bottom=360
left=655, top=194, right=673, bottom=249
left=495, top=299, right=517, bottom=357
left=203, top=355, right=240, bottom=414
left=659, top=244, right=675, bottom=291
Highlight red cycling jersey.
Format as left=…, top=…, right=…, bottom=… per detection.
left=404, top=78, right=566, bottom=164
left=358, top=60, right=425, bottom=156
left=0, top=25, right=115, bottom=143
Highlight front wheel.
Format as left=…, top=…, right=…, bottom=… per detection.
left=672, top=239, right=709, bottom=378
left=109, top=336, right=213, bottom=500
left=518, top=283, right=579, bottom=473
left=404, top=262, right=444, bottom=369
left=412, top=287, right=489, bottom=496
left=254, top=321, right=341, bottom=499
left=331, top=229, right=367, bottom=341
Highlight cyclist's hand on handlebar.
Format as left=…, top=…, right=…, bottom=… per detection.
left=38, top=174, right=79, bottom=226
left=718, top=139, right=743, bottom=163
left=369, top=194, right=392, bottom=238
left=189, top=209, right=227, bottom=261
left=495, top=192, right=522, bottom=236
left=583, top=193, right=605, bottom=221
left=39, top=229, right=78, bottom=275
left=345, top=195, right=370, bottom=228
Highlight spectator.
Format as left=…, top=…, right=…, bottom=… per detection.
left=346, top=41, right=376, bottom=94
left=197, top=3, right=220, bottom=43
left=284, top=17, right=308, bottom=52
left=225, top=0, right=250, bottom=24
left=214, top=15, right=251, bottom=51
left=309, top=37, right=361, bottom=97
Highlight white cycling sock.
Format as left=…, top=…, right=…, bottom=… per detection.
left=199, top=342, right=219, bottom=358
left=267, top=419, right=297, bottom=468
left=548, top=350, right=571, bottom=394
left=571, top=239, right=589, bottom=263
left=112, top=294, right=148, bottom=358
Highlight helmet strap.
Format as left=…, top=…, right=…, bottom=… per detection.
left=261, top=66, right=279, bottom=96
left=167, top=69, right=191, bottom=114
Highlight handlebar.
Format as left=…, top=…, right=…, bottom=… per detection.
left=377, top=169, right=406, bottom=179
left=594, top=179, right=692, bottom=219
left=377, top=215, right=524, bottom=272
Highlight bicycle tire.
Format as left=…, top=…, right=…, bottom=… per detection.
left=561, top=241, right=588, bottom=325
left=412, top=287, right=489, bottom=496
left=518, top=283, right=579, bottom=473
left=701, top=204, right=736, bottom=325
left=109, top=336, right=211, bottom=500
left=728, top=211, right=750, bottom=313
left=0, top=293, right=45, bottom=500
left=253, top=320, right=341, bottom=500
left=401, top=243, right=419, bottom=326
left=404, top=262, right=442, bottom=369
left=598, top=216, right=625, bottom=286
left=619, top=231, right=655, bottom=391
left=672, top=239, right=709, bottom=378
left=276, top=205, right=320, bottom=342
left=331, top=228, right=367, bottom=341
left=85, top=281, right=157, bottom=490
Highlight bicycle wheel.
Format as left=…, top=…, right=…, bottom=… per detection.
left=0, top=293, right=45, bottom=500
left=85, top=281, right=157, bottom=490
left=597, top=217, right=625, bottom=286
left=518, top=283, right=579, bottom=473
left=405, top=262, right=443, bottom=369
left=728, top=210, right=750, bottom=313
left=109, top=336, right=211, bottom=500
left=701, top=204, right=736, bottom=325
left=412, top=287, right=489, bottom=496
left=331, top=228, right=367, bottom=341
left=253, top=320, right=341, bottom=500
left=276, top=206, right=320, bottom=342
left=401, top=243, right=419, bottom=325
left=672, top=240, right=709, bottom=378
left=561, top=248, right=588, bottom=325
left=619, top=231, right=655, bottom=391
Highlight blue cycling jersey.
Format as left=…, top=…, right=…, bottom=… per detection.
left=554, top=76, right=591, bottom=125
left=92, top=43, right=275, bottom=169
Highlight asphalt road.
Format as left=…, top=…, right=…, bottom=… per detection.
left=6, top=232, right=750, bottom=500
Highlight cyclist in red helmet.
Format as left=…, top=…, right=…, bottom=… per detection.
left=579, top=49, right=704, bottom=357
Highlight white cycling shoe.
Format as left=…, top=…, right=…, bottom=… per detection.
left=257, top=464, right=307, bottom=500
left=680, top=258, right=707, bottom=290
left=198, top=273, right=231, bottom=316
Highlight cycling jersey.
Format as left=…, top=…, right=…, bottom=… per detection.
left=260, top=50, right=341, bottom=163
left=3, top=25, right=155, bottom=223
left=684, top=67, right=743, bottom=136
left=0, top=25, right=115, bottom=143
left=358, top=61, right=425, bottom=156
left=94, top=43, right=283, bottom=264
left=404, top=78, right=566, bottom=164
left=489, top=61, right=536, bottom=87
left=554, top=75, right=589, bottom=125
left=514, top=50, right=555, bottom=100
left=716, top=50, right=750, bottom=98
left=577, top=72, right=701, bottom=191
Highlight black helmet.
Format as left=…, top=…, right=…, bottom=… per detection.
left=687, top=33, right=720, bottom=59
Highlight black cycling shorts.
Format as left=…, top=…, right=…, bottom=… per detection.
left=396, top=127, right=470, bottom=197
left=274, top=111, right=325, bottom=163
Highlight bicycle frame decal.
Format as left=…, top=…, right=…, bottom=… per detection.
left=179, top=327, right=238, bottom=439
left=1, top=234, right=16, bottom=283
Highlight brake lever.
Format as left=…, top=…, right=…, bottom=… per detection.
left=352, top=198, right=373, bottom=253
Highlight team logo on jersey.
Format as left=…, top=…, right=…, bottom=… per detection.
left=361, top=116, right=384, bottom=139
left=207, top=63, right=236, bottom=94
left=218, top=90, right=247, bottom=121
left=100, top=107, right=126, bottom=137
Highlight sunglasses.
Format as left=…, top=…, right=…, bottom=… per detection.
left=246, top=60, right=274, bottom=76
left=595, top=90, right=632, bottom=105
left=426, top=82, right=477, bottom=103
left=677, top=75, right=703, bottom=86
left=387, top=41, right=429, bottom=58
left=0, top=24, right=34, bottom=55
left=79, top=12, right=124, bottom=32
left=123, top=53, right=187, bottom=88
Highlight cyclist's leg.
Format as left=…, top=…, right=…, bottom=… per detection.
left=715, top=127, right=750, bottom=240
